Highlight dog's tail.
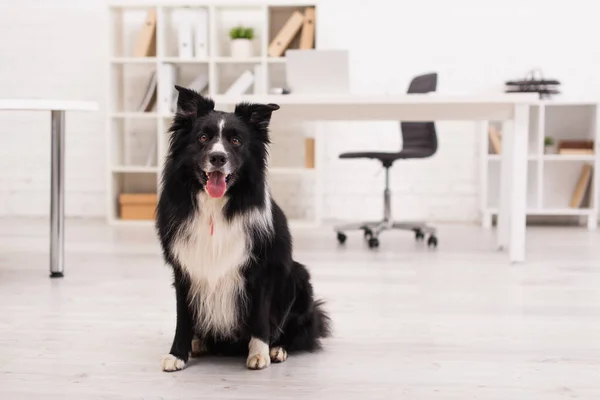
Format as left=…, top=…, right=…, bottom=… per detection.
left=313, top=298, right=331, bottom=339
left=282, top=262, right=332, bottom=352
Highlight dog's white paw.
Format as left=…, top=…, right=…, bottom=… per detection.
left=269, top=347, right=288, bottom=363
left=246, top=352, right=270, bottom=370
left=191, top=338, right=208, bottom=358
left=161, top=354, right=185, bottom=372
left=247, top=337, right=270, bottom=370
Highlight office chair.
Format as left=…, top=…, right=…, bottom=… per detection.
left=334, top=72, right=439, bottom=249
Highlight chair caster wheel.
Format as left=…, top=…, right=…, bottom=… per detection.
left=337, top=232, right=347, bottom=244
left=427, top=235, right=438, bottom=248
left=415, top=229, right=425, bottom=241
left=363, top=228, right=373, bottom=239
left=368, top=237, right=379, bottom=249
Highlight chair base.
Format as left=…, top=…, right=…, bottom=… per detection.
left=333, top=166, right=438, bottom=249
left=335, top=219, right=438, bottom=248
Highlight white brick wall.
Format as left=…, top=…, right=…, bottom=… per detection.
left=0, top=0, right=106, bottom=216
left=1, top=0, right=599, bottom=222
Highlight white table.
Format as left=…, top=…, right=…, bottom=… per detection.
left=0, top=99, right=98, bottom=277
left=214, top=93, right=539, bottom=263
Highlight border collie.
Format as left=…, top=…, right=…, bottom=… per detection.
left=155, top=86, right=330, bottom=371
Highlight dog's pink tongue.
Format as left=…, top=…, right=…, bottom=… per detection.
left=206, top=172, right=226, bottom=198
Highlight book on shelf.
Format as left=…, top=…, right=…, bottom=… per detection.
left=133, top=9, right=157, bottom=57
left=137, top=70, right=157, bottom=112
left=488, top=126, right=502, bottom=154
left=225, top=70, right=254, bottom=95
left=558, top=139, right=594, bottom=155
left=559, top=148, right=594, bottom=155
left=187, top=73, right=209, bottom=95
left=159, top=63, right=178, bottom=113
left=570, top=164, right=593, bottom=208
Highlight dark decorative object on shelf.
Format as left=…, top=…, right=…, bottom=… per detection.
left=505, top=69, right=560, bottom=99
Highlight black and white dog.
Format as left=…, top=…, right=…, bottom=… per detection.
left=155, top=86, right=330, bottom=371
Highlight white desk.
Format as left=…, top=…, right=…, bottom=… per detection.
left=0, top=99, right=98, bottom=277
left=214, top=93, right=539, bottom=263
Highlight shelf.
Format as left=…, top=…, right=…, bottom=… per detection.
left=543, top=154, right=596, bottom=161
left=111, top=112, right=158, bottom=119
left=488, top=208, right=593, bottom=216
left=487, top=154, right=596, bottom=161
left=487, top=154, right=538, bottom=161
left=111, top=57, right=157, bottom=64
left=111, top=166, right=158, bottom=173
left=162, top=57, right=209, bottom=64
left=108, top=2, right=321, bottom=227
left=214, top=57, right=263, bottom=63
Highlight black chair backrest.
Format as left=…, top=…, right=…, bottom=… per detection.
left=401, top=73, right=438, bottom=156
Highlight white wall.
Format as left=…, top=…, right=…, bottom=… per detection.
left=1, top=0, right=599, bottom=222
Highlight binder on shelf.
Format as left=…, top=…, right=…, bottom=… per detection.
left=225, top=70, right=254, bottom=95
left=133, top=9, right=157, bottom=57
left=187, top=73, right=209, bottom=95
left=253, top=64, right=265, bottom=94
left=159, top=63, right=178, bottom=113
left=137, top=70, right=157, bottom=112
left=173, top=9, right=194, bottom=59
left=570, top=164, right=593, bottom=208
left=194, top=8, right=209, bottom=59
left=145, top=139, right=157, bottom=167
left=268, top=10, right=304, bottom=57
left=305, top=138, right=315, bottom=168
left=299, top=7, right=316, bottom=50
left=488, top=126, right=502, bottom=154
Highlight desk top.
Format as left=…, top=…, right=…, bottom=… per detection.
left=0, top=99, right=98, bottom=111
left=212, top=93, right=542, bottom=106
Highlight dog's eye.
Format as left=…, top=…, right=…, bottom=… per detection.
left=199, top=134, right=208, bottom=143
left=231, top=137, right=241, bottom=146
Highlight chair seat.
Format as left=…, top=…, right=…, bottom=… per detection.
left=339, top=148, right=434, bottom=163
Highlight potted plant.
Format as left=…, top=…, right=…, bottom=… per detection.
left=544, top=136, right=555, bottom=154
left=229, top=26, right=254, bottom=58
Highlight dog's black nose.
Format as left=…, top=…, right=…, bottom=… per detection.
left=209, top=152, right=227, bottom=168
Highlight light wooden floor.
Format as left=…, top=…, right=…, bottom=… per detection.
left=1, top=218, right=600, bottom=399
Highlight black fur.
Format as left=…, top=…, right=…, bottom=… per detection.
left=155, top=86, right=330, bottom=367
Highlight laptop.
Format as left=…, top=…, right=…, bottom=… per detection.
left=284, top=50, right=350, bottom=94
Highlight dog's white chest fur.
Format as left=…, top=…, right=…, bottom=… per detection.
left=171, top=193, right=249, bottom=338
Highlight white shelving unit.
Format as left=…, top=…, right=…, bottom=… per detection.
left=480, top=101, right=600, bottom=229
left=106, top=1, right=319, bottom=225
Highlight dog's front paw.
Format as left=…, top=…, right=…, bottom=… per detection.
left=247, top=337, right=270, bottom=370
left=161, top=354, right=186, bottom=372
left=246, top=352, right=270, bottom=370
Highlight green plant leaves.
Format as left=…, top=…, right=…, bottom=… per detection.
left=229, top=26, right=254, bottom=40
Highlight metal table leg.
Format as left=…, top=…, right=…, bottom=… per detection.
left=50, top=110, right=65, bottom=278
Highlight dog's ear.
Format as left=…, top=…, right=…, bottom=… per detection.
left=234, top=102, right=280, bottom=141
left=174, top=85, right=214, bottom=117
